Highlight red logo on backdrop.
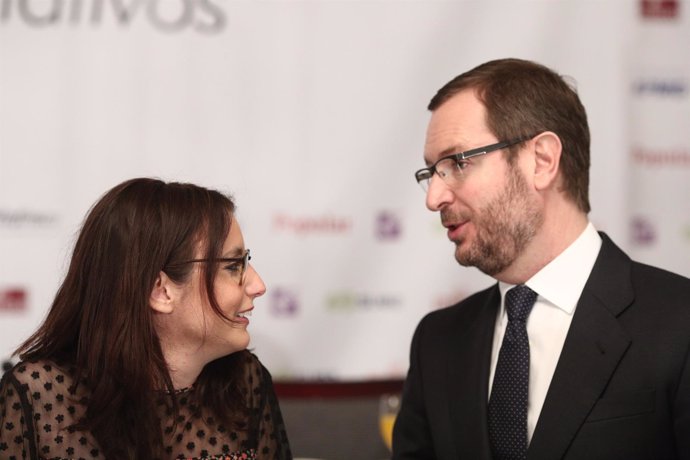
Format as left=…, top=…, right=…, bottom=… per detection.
left=272, top=213, right=352, bottom=235
left=0, top=288, right=28, bottom=311
left=641, top=0, right=679, bottom=18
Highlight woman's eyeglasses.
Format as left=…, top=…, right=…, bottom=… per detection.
left=166, top=249, right=251, bottom=285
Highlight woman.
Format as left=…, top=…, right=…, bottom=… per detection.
left=0, top=178, right=291, bottom=459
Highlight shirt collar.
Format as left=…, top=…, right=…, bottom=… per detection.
left=499, top=222, right=602, bottom=315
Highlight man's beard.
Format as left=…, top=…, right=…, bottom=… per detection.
left=445, top=165, right=543, bottom=276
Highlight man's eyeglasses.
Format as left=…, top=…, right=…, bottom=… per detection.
left=414, top=137, right=530, bottom=192
left=167, top=249, right=251, bottom=285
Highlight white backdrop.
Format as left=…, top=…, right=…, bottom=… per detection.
left=1, top=0, right=689, bottom=380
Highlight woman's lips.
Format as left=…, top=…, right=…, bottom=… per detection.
left=234, top=308, right=253, bottom=325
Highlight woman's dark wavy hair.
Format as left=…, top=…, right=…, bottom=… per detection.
left=16, top=177, right=251, bottom=459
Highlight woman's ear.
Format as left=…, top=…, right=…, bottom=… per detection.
left=532, top=131, right=562, bottom=191
left=149, top=271, right=175, bottom=314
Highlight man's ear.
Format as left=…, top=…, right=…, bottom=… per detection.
left=532, top=131, right=562, bottom=191
left=149, top=271, right=175, bottom=314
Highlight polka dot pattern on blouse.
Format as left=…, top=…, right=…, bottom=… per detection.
left=0, top=353, right=291, bottom=459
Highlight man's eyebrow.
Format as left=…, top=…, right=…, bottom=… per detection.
left=424, top=145, right=466, bottom=166
left=438, top=145, right=466, bottom=157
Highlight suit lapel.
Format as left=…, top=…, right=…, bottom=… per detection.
left=447, top=285, right=500, bottom=459
left=528, top=234, right=634, bottom=459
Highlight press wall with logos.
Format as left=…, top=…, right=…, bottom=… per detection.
left=1, top=0, right=689, bottom=381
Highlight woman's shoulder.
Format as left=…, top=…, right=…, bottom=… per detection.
left=2, top=359, right=79, bottom=397
left=5, top=358, right=73, bottom=380
left=242, top=351, right=274, bottom=383
left=243, top=351, right=262, bottom=369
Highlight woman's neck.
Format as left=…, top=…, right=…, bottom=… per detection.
left=159, top=341, right=207, bottom=390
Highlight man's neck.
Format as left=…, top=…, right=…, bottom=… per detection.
left=494, top=205, right=589, bottom=285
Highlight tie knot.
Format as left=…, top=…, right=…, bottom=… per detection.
left=505, top=285, right=537, bottom=322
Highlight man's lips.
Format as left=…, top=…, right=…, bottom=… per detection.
left=443, top=220, right=468, bottom=241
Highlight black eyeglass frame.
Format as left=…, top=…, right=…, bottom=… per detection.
left=414, top=136, right=534, bottom=188
left=166, top=249, right=251, bottom=285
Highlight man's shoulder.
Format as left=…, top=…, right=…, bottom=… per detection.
left=599, top=232, right=689, bottom=288
left=629, top=260, right=690, bottom=317
left=598, top=234, right=690, bottom=320
left=630, top=259, right=690, bottom=287
left=421, top=283, right=498, bottom=326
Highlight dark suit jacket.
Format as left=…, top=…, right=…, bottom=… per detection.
left=392, top=233, right=690, bottom=459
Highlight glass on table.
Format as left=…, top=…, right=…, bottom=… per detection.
left=378, top=393, right=400, bottom=451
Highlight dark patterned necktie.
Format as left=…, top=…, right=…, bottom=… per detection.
left=488, top=284, right=538, bottom=460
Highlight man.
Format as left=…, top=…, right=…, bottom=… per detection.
left=392, top=58, right=690, bottom=459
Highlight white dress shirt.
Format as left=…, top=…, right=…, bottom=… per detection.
left=488, top=222, right=602, bottom=443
